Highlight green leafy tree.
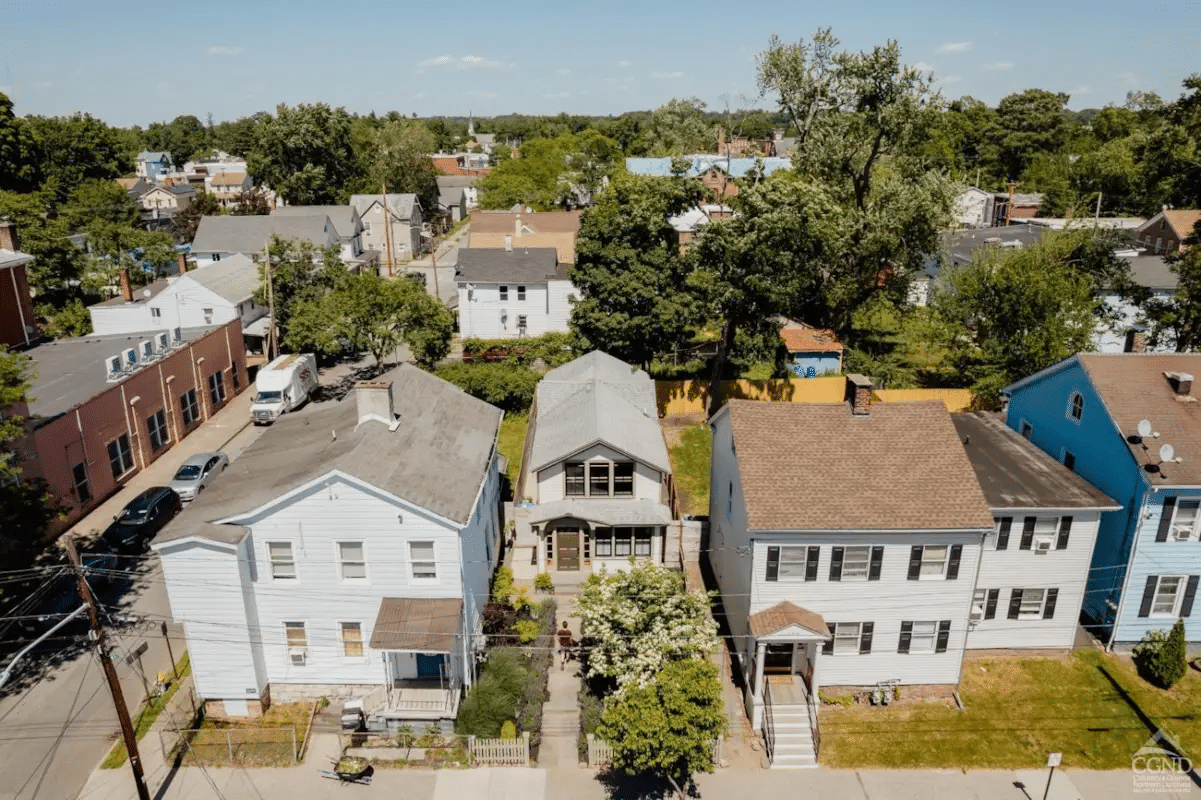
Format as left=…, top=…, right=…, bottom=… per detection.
left=597, top=659, right=726, bottom=800
left=143, top=115, right=209, bottom=167
left=931, top=232, right=1098, bottom=401
left=1133, top=620, right=1188, bottom=689
left=210, top=115, right=260, bottom=157
left=0, top=190, right=84, bottom=307
left=0, top=92, right=34, bottom=192
left=247, top=104, right=357, bottom=205
left=1146, top=222, right=1201, bottom=351
left=21, top=112, right=131, bottom=204
left=231, top=186, right=271, bottom=216
left=992, top=89, right=1071, bottom=180
left=60, top=179, right=140, bottom=230
left=174, top=190, right=222, bottom=241
left=0, top=349, right=61, bottom=563
left=37, top=298, right=93, bottom=338
left=574, top=562, right=717, bottom=692
left=478, top=131, right=621, bottom=210
left=255, top=236, right=348, bottom=348
left=352, top=119, right=439, bottom=213
left=432, top=362, right=540, bottom=413
left=569, top=168, right=707, bottom=368
left=638, top=98, right=715, bottom=156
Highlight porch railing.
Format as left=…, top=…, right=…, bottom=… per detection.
left=763, top=681, right=776, bottom=762
left=387, top=676, right=462, bottom=712
left=806, top=688, right=821, bottom=760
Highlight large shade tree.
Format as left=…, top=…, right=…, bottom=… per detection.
left=247, top=103, right=357, bottom=205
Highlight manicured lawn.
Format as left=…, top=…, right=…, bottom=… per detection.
left=498, top=413, right=528, bottom=490
left=102, top=652, right=191, bottom=768
left=668, top=422, right=711, bottom=517
left=819, top=650, right=1201, bottom=769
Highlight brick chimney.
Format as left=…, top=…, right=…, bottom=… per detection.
left=0, top=220, right=18, bottom=252
left=119, top=268, right=133, bottom=302
left=846, top=374, right=873, bottom=416
left=355, top=379, right=396, bottom=427
left=1165, top=371, right=1194, bottom=397
left=1124, top=326, right=1147, bottom=353
left=178, top=252, right=189, bottom=275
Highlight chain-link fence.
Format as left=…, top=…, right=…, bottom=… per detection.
left=163, top=725, right=298, bottom=767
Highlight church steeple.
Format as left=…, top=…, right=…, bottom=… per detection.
left=468, top=111, right=475, bottom=136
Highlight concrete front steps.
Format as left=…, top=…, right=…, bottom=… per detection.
left=766, top=705, right=817, bottom=769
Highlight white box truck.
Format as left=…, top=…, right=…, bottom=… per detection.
left=251, top=353, right=318, bottom=424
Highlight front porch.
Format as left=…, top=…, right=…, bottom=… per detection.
left=526, top=499, right=673, bottom=575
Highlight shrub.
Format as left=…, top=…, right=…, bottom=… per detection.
left=514, top=619, right=540, bottom=644
left=820, top=692, right=856, bottom=708
left=500, top=720, right=517, bottom=740
left=433, top=362, right=540, bottom=413
left=492, top=565, right=516, bottom=606
left=1134, top=620, right=1189, bottom=689
left=455, top=650, right=529, bottom=737
left=577, top=682, right=605, bottom=760
left=534, top=572, right=555, bottom=593
left=395, top=723, right=415, bottom=748
left=461, top=333, right=576, bottom=368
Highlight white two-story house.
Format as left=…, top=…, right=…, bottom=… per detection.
left=519, top=351, right=674, bottom=575
left=951, top=412, right=1119, bottom=650
left=708, top=376, right=994, bottom=767
left=456, top=247, right=578, bottom=339
left=153, top=365, right=503, bottom=729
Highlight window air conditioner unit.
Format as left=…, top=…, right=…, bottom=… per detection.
left=122, top=347, right=138, bottom=370
left=1173, top=525, right=1193, bottom=541
left=288, top=647, right=307, bottom=665
left=1034, top=537, right=1053, bottom=554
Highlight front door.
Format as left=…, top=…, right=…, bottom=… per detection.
left=556, top=529, right=580, bottom=571
left=763, top=643, right=794, bottom=674
left=416, top=653, right=444, bottom=679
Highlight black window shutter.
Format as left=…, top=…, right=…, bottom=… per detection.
left=935, top=620, right=951, bottom=653
left=829, top=546, right=844, bottom=581
left=898, top=621, right=913, bottom=653
left=1043, top=588, right=1059, bottom=619
left=1182, top=576, right=1200, bottom=617
left=766, top=546, right=780, bottom=582
left=1007, top=589, right=1024, bottom=620
left=869, top=546, right=884, bottom=581
left=947, top=544, right=963, bottom=580
left=1057, top=517, right=1073, bottom=550
left=984, top=589, right=999, bottom=620
left=907, top=545, right=923, bottom=580
left=1157, top=498, right=1177, bottom=542
left=1138, top=575, right=1158, bottom=618
left=859, top=622, right=874, bottom=654
left=1019, top=517, right=1036, bottom=550
left=996, top=517, right=1012, bottom=550
left=822, top=623, right=835, bottom=655
left=805, top=547, right=820, bottom=582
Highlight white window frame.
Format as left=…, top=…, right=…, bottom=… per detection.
left=409, top=541, right=437, bottom=580
left=1170, top=500, right=1201, bottom=542
left=1151, top=575, right=1186, bottom=617
left=1018, top=588, right=1049, bottom=620
left=283, top=621, right=307, bottom=665
left=777, top=546, right=807, bottom=580
left=1067, top=392, right=1084, bottom=422
left=337, top=541, right=368, bottom=583
left=267, top=541, right=297, bottom=580
left=832, top=622, right=862, bottom=655
left=841, top=546, right=871, bottom=581
left=908, top=621, right=938, bottom=653
left=919, top=545, right=949, bottom=580
left=970, top=589, right=987, bottom=622
left=339, top=621, right=365, bottom=660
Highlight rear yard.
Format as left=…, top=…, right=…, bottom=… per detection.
left=820, top=650, right=1201, bottom=769
left=662, top=413, right=710, bottom=517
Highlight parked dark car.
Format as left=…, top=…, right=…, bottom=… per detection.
left=101, top=487, right=182, bottom=552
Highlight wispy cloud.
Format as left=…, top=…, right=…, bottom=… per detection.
left=418, top=54, right=506, bottom=71
left=912, top=61, right=934, bottom=73
left=544, top=91, right=571, bottom=98
left=617, top=60, right=631, bottom=67
left=557, top=68, right=572, bottom=76
left=940, top=75, right=963, bottom=85
left=985, top=61, right=1014, bottom=71
left=412, top=92, right=425, bottom=100
left=207, top=44, right=244, bottom=56
left=1066, top=86, right=1092, bottom=97
left=938, top=41, right=972, bottom=53
left=1117, top=71, right=1140, bottom=88
left=650, top=71, right=684, bottom=79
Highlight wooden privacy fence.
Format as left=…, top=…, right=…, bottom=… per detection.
left=587, top=734, right=722, bottom=768
left=468, top=732, right=530, bottom=766
left=655, top=379, right=973, bottom=416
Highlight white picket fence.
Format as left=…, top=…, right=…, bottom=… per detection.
left=468, top=732, right=530, bottom=766
left=586, top=734, right=722, bottom=768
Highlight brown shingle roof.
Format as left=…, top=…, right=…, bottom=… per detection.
left=470, top=211, right=581, bottom=235
left=369, top=597, right=462, bottom=652
left=779, top=325, right=843, bottom=353
left=1163, top=210, right=1201, bottom=240
left=1078, top=354, right=1201, bottom=486
left=469, top=230, right=576, bottom=263
left=749, top=602, right=829, bottom=638
left=726, top=399, right=994, bottom=531
left=209, top=171, right=247, bottom=187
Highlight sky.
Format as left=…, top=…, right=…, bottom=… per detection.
left=1, top=0, right=1198, bottom=127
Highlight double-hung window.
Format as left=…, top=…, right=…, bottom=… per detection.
left=340, top=622, right=364, bottom=658
left=1172, top=500, right=1201, bottom=541
left=908, top=621, right=937, bottom=653
left=841, top=546, right=871, bottom=580
left=499, top=285, right=509, bottom=301
left=1152, top=576, right=1184, bottom=616
left=147, top=409, right=169, bottom=451
left=920, top=545, right=948, bottom=578
left=338, top=542, right=367, bottom=581
left=588, top=463, right=610, bottom=496
left=208, top=371, right=226, bottom=407
left=107, top=434, right=133, bottom=479
left=1007, top=588, right=1058, bottom=620
left=180, top=389, right=200, bottom=426
left=284, top=622, right=307, bottom=664
left=517, top=286, right=526, bottom=301
left=899, top=620, right=952, bottom=653
left=778, top=546, right=808, bottom=579
left=613, top=463, right=634, bottom=496
left=634, top=527, right=652, bottom=556
left=594, top=527, right=613, bottom=556
left=564, top=463, right=585, bottom=496
left=73, top=463, right=92, bottom=504
left=410, top=541, right=436, bottom=579
left=268, top=542, right=296, bottom=579
left=824, top=622, right=872, bottom=655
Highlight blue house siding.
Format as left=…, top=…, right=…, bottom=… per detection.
left=1115, top=489, right=1201, bottom=642
left=1004, top=360, right=1146, bottom=628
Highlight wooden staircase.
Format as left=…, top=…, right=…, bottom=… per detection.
left=764, top=680, right=818, bottom=769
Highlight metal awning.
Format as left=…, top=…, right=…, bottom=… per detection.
left=369, top=597, right=462, bottom=653
left=243, top=316, right=272, bottom=337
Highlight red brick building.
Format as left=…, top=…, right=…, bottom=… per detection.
left=0, top=222, right=38, bottom=349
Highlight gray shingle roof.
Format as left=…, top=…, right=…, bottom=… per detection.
left=91, top=278, right=171, bottom=307
left=1125, top=254, right=1178, bottom=290
left=157, top=364, right=502, bottom=543
left=185, top=253, right=259, bottom=303
left=529, top=351, right=670, bottom=473
left=350, top=194, right=419, bottom=222
left=271, top=205, right=360, bottom=240
left=526, top=498, right=672, bottom=527
left=455, top=248, right=562, bottom=284
left=190, top=215, right=334, bottom=254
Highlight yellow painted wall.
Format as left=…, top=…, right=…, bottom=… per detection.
left=656, top=380, right=973, bottom=416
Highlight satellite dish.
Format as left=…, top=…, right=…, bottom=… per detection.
left=141, top=288, right=152, bottom=299
left=1160, top=443, right=1176, bottom=462
left=1138, top=419, right=1153, bottom=438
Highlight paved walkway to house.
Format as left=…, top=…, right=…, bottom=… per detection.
left=537, top=603, right=583, bottom=770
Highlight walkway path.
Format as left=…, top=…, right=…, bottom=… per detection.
left=537, top=601, right=582, bottom=770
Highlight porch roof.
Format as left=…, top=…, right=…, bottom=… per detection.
left=749, top=602, right=829, bottom=639
left=527, top=498, right=673, bottom=528
left=369, top=597, right=462, bottom=653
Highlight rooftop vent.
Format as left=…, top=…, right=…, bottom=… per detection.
left=1165, top=371, right=1195, bottom=399
left=355, top=379, right=399, bottom=429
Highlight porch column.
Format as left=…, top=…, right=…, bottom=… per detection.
left=652, top=525, right=664, bottom=564
left=534, top=526, right=546, bottom=569
left=753, top=639, right=767, bottom=704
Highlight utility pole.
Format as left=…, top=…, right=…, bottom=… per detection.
left=66, top=538, right=152, bottom=800
left=264, top=242, right=277, bottom=361
left=381, top=183, right=396, bottom=279
left=430, top=227, right=441, bottom=302
left=1095, top=190, right=1103, bottom=221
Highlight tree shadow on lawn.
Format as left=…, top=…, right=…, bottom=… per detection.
left=1096, top=664, right=1201, bottom=790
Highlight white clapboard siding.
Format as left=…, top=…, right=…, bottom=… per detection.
left=967, top=508, right=1102, bottom=649
left=545, top=280, right=577, bottom=333
left=534, top=444, right=662, bottom=505
left=708, top=414, right=754, bottom=663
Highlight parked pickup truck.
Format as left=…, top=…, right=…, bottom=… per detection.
left=251, top=353, right=318, bottom=424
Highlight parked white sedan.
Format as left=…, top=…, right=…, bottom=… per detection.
left=169, top=452, right=229, bottom=501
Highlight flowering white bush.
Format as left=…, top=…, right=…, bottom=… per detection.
left=574, top=561, right=718, bottom=692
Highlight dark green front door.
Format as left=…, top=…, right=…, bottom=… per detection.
left=416, top=653, right=444, bottom=679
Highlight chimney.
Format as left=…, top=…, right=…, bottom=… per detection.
left=0, top=220, right=19, bottom=252
left=504, top=234, right=512, bottom=252
left=845, top=374, right=873, bottom=416
left=1165, top=371, right=1194, bottom=397
left=1124, top=326, right=1147, bottom=354
left=178, top=252, right=189, bottom=275
left=119, top=268, right=133, bottom=302
left=355, top=379, right=396, bottom=427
